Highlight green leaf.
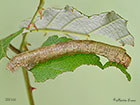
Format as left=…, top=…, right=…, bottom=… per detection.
left=42, top=35, right=72, bottom=46
left=31, top=54, right=103, bottom=82
left=30, top=35, right=103, bottom=82
left=30, top=35, right=131, bottom=82
left=103, top=61, right=131, bottom=81
left=0, top=28, right=24, bottom=60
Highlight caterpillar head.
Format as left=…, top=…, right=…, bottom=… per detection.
left=6, top=62, right=17, bottom=72
left=6, top=58, right=20, bottom=72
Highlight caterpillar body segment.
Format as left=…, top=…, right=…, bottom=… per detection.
left=7, top=40, right=131, bottom=72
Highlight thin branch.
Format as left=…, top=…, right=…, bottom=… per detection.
left=20, top=33, right=28, bottom=52
left=19, top=1, right=45, bottom=105
left=20, top=32, right=35, bottom=105
left=29, top=0, right=45, bottom=27
left=22, top=68, right=35, bottom=105
left=20, top=33, right=35, bottom=105
left=9, top=44, right=21, bottom=54
left=6, top=55, right=11, bottom=60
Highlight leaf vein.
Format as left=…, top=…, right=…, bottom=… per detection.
left=46, top=10, right=61, bottom=27
left=60, top=16, right=84, bottom=30
left=88, top=18, right=121, bottom=34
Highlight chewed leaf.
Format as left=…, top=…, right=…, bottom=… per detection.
left=0, top=28, right=24, bottom=60
left=42, top=35, right=72, bottom=46
left=103, top=61, right=131, bottom=81
left=30, top=54, right=103, bottom=82
left=30, top=35, right=104, bottom=82
left=6, top=35, right=131, bottom=81
left=24, top=35, right=131, bottom=82
left=20, top=5, right=134, bottom=46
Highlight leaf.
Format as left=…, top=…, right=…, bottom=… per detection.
left=20, top=5, right=134, bottom=46
left=30, top=35, right=131, bottom=82
left=42, top=35, right=72, bottom=46
left=0, top=28, right=24, bottom=60
left=31, top=54, right=103, bottom=82
left=103, top=61, right=131, bottom=81
left=30, top=35, right=103, bottom=82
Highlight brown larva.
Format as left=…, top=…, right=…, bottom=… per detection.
left=7, top=40, right=131, bottom=72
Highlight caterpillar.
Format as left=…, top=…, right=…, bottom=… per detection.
left=7, top=40, right=131, bottom=72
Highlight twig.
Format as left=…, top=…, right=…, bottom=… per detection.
left=20, top=33, right=35, bottom=105
left=9, top=44, right=21, bottom=54
left=6, top=55, right=11, bottom=60
left=20, top=33, right=28, bottom=52
left=19, top=1, right=45, bottom=105
left=22, top=67, right=35, bottom=105
left=28, top=0, right=45, bottom=29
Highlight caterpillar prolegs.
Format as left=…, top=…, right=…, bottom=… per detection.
left=7, top=40, right=131, bottom=72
